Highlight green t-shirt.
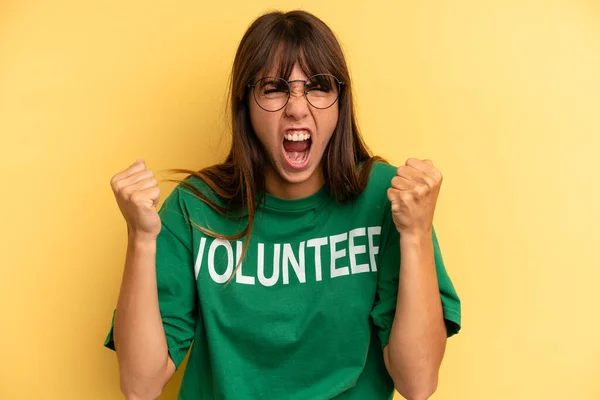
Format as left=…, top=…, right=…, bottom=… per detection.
left=104, top=161, right=461, bottom=399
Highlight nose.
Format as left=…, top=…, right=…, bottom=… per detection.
left=284, top=83, right=309, bottom=120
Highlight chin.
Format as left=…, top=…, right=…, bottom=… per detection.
left=278, top=165, right=316, bottom=184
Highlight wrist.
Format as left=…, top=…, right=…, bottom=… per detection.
left=128, top=232, right=158, bottom=248
left=399, top=229, right=432, bottom=243
left=399, top=230, right=433, bottom=255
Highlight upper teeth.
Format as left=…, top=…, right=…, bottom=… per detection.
left=285, top=131, right=311, bottom=141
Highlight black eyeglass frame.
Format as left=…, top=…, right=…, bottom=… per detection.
left=247, top=73, right=344, bottom=112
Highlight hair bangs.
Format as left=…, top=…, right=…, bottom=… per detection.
left=253, top=18, right=343, bottom=82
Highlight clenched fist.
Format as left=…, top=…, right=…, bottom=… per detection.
left=110, top=159, right=161, bottom=241
left=387, top=158, right=443, bottom=236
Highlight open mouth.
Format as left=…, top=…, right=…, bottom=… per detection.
left=282, top=131, right=312, bottom=167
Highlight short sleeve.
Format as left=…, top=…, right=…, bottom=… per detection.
left=370, top=208, right=462, bottom=349
left=104, top=185, right=199, bottom=369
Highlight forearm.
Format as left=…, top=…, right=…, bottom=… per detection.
left=384, top=230, right=446, bottom=400
left=114, top=236, right=172, bottom=399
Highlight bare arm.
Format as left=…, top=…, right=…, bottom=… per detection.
left=383, top=231, right=446, bottom=400
left=113, top=236, right=176, bottom=400
left=384, top=158, right=448, bottom=399
left=110, top=159, right=176, bottom=400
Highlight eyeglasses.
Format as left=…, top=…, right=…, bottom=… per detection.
left=248, top=74, right=343, bottom=112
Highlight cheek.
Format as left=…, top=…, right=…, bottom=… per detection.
left=317, top=108, right=339, bottom=146
left=249, top=104, right=278, bottom=147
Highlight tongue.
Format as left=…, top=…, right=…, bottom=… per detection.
left=283, top=139, right=310, bottom=153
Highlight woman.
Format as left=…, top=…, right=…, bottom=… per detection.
left=105, top=10, right=461, bottom=400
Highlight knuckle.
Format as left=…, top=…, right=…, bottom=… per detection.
left=130, top=191, right=143, bottom=203
left=387, top=188, right=397, bottom=201
left=113, top=180, right=125, bottom=192
left=423, top=176, right=435, bottom=187
left=416, top=185, right=428, bottom=196
left=121, top=187, right=133, bottom=198
left=399, top=191, right=412, bottom=202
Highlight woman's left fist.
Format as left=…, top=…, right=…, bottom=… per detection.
left=387, top=158, right=443, bottom=235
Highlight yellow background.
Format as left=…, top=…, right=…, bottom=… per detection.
left=2, top=0, right=599, bottom=399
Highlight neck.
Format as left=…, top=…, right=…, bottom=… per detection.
left=264, top=166, right=325, bottom=200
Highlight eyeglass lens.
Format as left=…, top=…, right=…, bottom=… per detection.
left=252, top=74, right=340, bottom=112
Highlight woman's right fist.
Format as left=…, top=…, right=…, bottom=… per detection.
left=110, top=159, right=161, bottom=241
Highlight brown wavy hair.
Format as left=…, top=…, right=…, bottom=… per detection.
left=166, top=10, right=384, bottom=274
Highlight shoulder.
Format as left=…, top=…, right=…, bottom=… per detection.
left=362, top=160, right=397, bottom=195
left=344, top=159, right=398, bottom=208
left=160, top=173, right=222, bottom=216
left=367, top=161, right=397, bottom=184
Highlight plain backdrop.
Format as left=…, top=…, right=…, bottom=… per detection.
left=1, top=1, right=599, bottom=399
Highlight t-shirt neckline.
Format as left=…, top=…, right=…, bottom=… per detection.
left=260, top=184, right=332, bottom=211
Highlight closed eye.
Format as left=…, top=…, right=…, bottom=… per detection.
left=264, top=88, right=288, bottom=94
